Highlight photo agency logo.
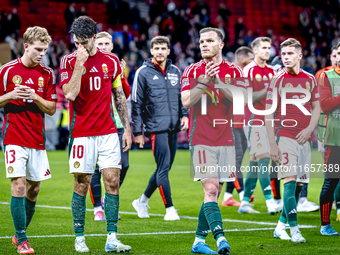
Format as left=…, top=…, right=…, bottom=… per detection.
left=198, top=78, right=314, bottom=128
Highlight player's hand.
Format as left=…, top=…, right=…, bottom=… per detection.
left=134, top=135, right=144, bottom=149
left=181, top=116, right=189, bottom=131
left=122, top=130, right=132, bottom=152
left=9, top=85, right=32, bottom=100
left=270, top=143, right=281, bottom=163
left=201, top=61, right=219, bottom=84
left=76, top=45, right=89, bottom=66
left=120, top=59, right=126, bottom=75
left=296, top=127, right=312, bottom=144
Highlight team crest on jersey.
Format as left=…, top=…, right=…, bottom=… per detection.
left=7, top=166, right=14, bottom=174
left=38, top=77, right=44, bottom=88
left=255, top=74, right=262, bottom=82
left=225, top=74, right=231, bottom=84
left=61, top=72, right=68, bottom=82
left=199, top=166, right=207, bottom=174
left=269, top=73, right=273, bottom=79
left=182, top=78, right=189, bottom=87
left=12, top=75, right=22, bottom=85
left=82, top=66, right=86, bottom=75
left=285, top=83, right=293, bottom=88
left=74, top=161, right=80, bottom=169
left=306, top=81, right=311, bottom=91
left=168, top=73, right=178, bottom=86
left=102, top=64, right=108, bottom=74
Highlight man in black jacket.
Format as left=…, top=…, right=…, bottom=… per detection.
left=131, top=36, right=189, bottom=221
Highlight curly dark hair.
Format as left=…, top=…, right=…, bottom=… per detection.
left=69, top=16, right=97, bottom=40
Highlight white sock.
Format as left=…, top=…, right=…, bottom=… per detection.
left=94, top=206, right=102, bottom=214
left=290, top=226, right=299, bottom=236
left=216, top=236, right=226, bottom=246
left=320, top=225, right=328, bottom=229
left=337, top=209, right=340, bottom=216
left=223, top=192, right=232, bottom=201
left=266, top=198, right=274, bottom=207
left=240, top=200, right=249, bottom=207
left=108, top=232, right=117, bottom=239
left=76, top=236, right=85, bottom=241
left=140, top=194, right=149, bottom=204
left=239, top=191, right=244, bottom=201
left=193, top=237, right=205, bottom=245
left=166, top=206, right=175, bottom=214
left=277, top=220, right=286, bottom=229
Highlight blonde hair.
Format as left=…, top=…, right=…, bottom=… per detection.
left=251, top=37, right=271, bottom=49
left=96, top=31, right=112, bottom=41
left=23, top=26, right=51, bottom=45
left=280, top=38, right=302, bottom=52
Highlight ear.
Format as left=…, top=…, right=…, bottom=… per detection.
left=167, top=48, right=170, bottom=55
left=93, top=34, right=97, bottom=41
left=150, top=48, right=153, bottom=55
left=220, top=41, right=224, bottom=50
left=24, top=43, right=29, bottom=50
left=298, top=52, right=303, bottom=61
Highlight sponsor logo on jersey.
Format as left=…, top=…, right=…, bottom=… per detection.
left=182, top=78, right=189, bottom=87
left=255, top=73, right=262, bottom=82
left=306, top=81, right=310, bottom=91
left=153, top=75, right=159, bottom=80
left=38, top=77, right=44, bottom=87
left=102, top=64, right=108, bottom=74
left=74, top=161, right=80, bottom=169
left=82, top=66, right=86, bottom=75
left=225, top=74, right=231, bottom=84
left=90, top=66, right=98, bottom=72
left=7, top=166, right=14, bottom=174
left=168, top=73, right=178, bottom=86
left=13, top=75, right=22, bottom=85
left=285, top=83, right=293, bottom=88
left=25, top=78, right=34, bottom=84
left=61, top=72, right=68, bottom=82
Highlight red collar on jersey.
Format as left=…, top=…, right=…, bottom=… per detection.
left=334, top=66, right=340, bottom=75
left=151, top=58, right=166, bottom=76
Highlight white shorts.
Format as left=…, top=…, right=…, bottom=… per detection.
left=69, top=133, right=121, bottom=174
left=4, top=145, right=51, bottom=181
left=246, top=126, right=270, bottom=156
left=318, top=140, right=325, bottom=153
left=277, top=137, right=311, bottom=183
left=190, top=145, right=236, bottom=182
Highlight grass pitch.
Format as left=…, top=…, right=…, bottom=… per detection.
left=0, top=149, right=339, bottom=254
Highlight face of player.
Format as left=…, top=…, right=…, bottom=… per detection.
left=24, top=41, right=48, bottom=65
left=150, top=43, right=170, bottom=64
left=281, top=46, right=302, bottom=69
left=199, top=31, right=224, bottom=59
left=254, top=41, right=271, bottom=61
left=95, top=37, right=113, bottom=52
left=336, top=47, right=340, bottom=67
left=74, top=35, right=96, bottom=54
left=331, top=49, right=337, bottom=68
left=243, top=52, right=255, bottom=66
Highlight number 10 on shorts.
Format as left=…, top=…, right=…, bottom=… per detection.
left=72, top=145, right=84, bottom=159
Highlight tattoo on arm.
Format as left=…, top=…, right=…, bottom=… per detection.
left=112, top=86, right=129, bottom=129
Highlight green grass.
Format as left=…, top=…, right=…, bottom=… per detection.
left=0, top=149, right=339, bottom=254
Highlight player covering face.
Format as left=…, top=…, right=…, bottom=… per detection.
left=60, top=16, right=131, bottom=253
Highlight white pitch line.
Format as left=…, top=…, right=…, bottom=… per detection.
left=0, top=225, right=318, bottom=240
left=0, top=202, right=317, bottom=228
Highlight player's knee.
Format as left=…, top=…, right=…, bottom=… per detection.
left=27, top=185, right=40, bottom=199
left=13, top=183, right=26, bottom=196
left=204, top=185, right=219, bottom=200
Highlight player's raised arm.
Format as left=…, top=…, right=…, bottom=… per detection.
left=62, top=45, right=89, bottom=101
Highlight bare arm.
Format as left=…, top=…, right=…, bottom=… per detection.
left=181, top=84, right=207, bottom=109
left=112, top=85, right=131, bottom=151
left=252, top=87, right=267, bottom=102
left=62, top=46, right=89, bottom=101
